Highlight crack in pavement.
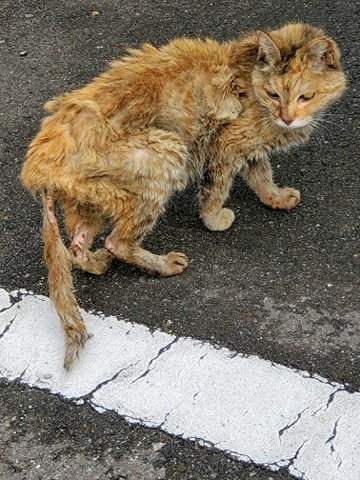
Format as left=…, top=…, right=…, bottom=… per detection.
left=18, top=363, right=31, bottom=381
left=130, top=337, right=178, bottom=384
left=278, top=408, right=309, bottom=439
left=326, top=387, right=347, bottom=409
left=0, top=302, right=15, bottom=314
left=271, top=440, right=307, bottom=478
left=326, top=417, right=341, bottom=454
left=80, top=360, right=142, bottom=402
left=0, top=311, right=18, bottom=341
left=0, top=290, right=21, bottom=313
left=192, top=390, right=201, bottom=401
left=156, top=409, right=174, bottom=429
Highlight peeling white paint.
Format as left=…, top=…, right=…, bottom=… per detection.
left=0, top=289, right=12, bottom=311
left=0, top=288, right=359, bottom=480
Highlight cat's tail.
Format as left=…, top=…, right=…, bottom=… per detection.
left=41, top=189, right=89, bottom=369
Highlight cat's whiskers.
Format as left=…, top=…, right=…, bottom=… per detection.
left=316, top=117, right=342, bottom=130
left=255, top=115, right=278, bottom=137
left=312, top=113, right=335, bottom=131
left=320, top=111, right=342, bottom=120
left=307, top=118, right=327, bottom=144
left=261, top=119, right=278, bottom=138
left=309, top=111, right=343, bottom=133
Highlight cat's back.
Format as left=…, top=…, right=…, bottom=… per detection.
left=44, top=37, right=233, bottom=130
left=104, top=37, right=234, bottom=114
left=96, top=37, right=238, bottom=139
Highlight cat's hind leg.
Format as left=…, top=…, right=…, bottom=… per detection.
left=242, top=157, right=300, bottom=210
left=62, top=201, right=114, bottom=275
left=104, top=129, right=189, bottom=276
left=105, top=231, right=188, bottom=277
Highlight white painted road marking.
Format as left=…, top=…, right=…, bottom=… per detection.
left=0, top=288, right=359, bottom=480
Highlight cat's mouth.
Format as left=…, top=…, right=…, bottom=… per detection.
left=274, top=118, right=311, bottom=130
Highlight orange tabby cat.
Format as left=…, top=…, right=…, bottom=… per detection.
left=199, top=23, right=346, bottom=230
left=21, top=23, right=346, bottom=368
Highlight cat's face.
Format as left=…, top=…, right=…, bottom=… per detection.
left=251, top=24, right=346, bottom=130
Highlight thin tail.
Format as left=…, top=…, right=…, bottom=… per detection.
left=41, top=190, right=89, bottom=369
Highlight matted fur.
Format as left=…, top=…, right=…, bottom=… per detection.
left=21, top=23, right=346, bottom=368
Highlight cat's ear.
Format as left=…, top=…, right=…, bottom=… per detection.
left=307, top=38, right=340, bottom=71
left=256, top=31, right=281, bottom=68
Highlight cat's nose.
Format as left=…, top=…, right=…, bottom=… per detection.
left=280, top=105, right=293, bottom=125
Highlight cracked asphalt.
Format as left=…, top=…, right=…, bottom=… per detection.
left=0, top=0, right=359, bottom=479
left=3, top=290, right=358, bottom=480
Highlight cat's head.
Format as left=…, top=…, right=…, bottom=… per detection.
left=251, top=23, right=346, bottom=130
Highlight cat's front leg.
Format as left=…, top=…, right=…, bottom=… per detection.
left=199, top=168, right=236, bottom=231
left=242, top=157, right=300, bottom=211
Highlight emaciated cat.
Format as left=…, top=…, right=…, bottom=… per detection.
left=21, top=23, right=346, bottom=368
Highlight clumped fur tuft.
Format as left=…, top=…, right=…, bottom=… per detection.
left=21, top=23, right=346, bottom=368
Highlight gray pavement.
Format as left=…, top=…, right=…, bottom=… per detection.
left=0, top=0, right=359, bottom=479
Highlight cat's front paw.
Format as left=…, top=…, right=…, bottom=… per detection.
left=202, top=208, right=235, bottom=231
left=263, top=187, right=300, bottom=211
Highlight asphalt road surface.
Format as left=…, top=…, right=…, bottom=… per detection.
left=0, top=1, right=359, bottom=479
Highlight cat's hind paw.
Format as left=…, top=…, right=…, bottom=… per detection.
left=202, top=208, right=235, bottom=231
left=73, top=248, right=114, bottom=275
left=160, top=252, right=188, bottom=276
left=262, top=187, right=300, bottom=211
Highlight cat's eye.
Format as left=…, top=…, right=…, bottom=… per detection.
left=299, top=92, right=315, bottom=102
left=267, top=91, right=280, bottom=100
